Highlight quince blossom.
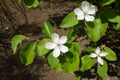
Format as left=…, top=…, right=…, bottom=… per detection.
left=90, top=47, right=108, bottom=65
left=74, top=1, right=98, bottom=22
left=45, top=33, right=68, bottom=58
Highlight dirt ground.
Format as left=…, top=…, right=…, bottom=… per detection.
left=0, top=0, right=120, bottom=80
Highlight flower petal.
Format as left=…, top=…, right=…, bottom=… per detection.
left=52, top=33, right=59, bottom=43
left=53, top=47, right=60, bottom=58
left=87, top=5, right=98, bottom=15
left=74, top=8, right=84, bottom=20
left=95, top=47, right=100, bottom=55
left=100, top=52, right=108, bottom=57
left=85, top=15, right=94, bottom=22
left=90, top=53, right=97, bottom=58
left=97, top=57, right=104, bottom=65
left=59, top=45, right=68, bottom=53
left=59, top=36, right=67, bottom=44
left=45, top=42, right=57, bottom=49
left=82, top=1, right=89, bottom=12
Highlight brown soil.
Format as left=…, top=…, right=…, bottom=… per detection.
left=0, top=0, right=120, bottom=80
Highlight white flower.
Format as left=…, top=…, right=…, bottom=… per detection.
left=45, top=33, right=69, bottom=58
left=74, top=1, right=98, bottom=22
left=90, top=47, right=108, bottom=65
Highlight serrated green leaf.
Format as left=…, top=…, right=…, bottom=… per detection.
left=104, top=47, right=117, bottom=61
left=85, top=18, right=108, bottom=42
left=36, top=38, right=51, bottom=56
left=42, top=21, right=54, bottom=37
left=20, top=42, right=36, bottom=65
left=80, top=55, right=96, bottom=72
left=101, top=0, right=116, bottom=6
left=11, top=35, right=25, bottom=54
left=97, top=60, right=108, bottom=78
left=60, top=12, right=78, bottom=28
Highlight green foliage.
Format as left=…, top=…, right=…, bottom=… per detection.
left=63, top=51, right=79, bottom=73
left=80, top=55, right=96, bottom=72
left=104, top=47, right=117, bottom=61
left=100, top=0, right=116, bottom=6
left=76, top=76, right=81, bottom=80
left=71, top=42, right=81, bottom=54
left=85, top=18, right=108, bottom=42
left=20, top=42, right=36, bottom=65
left=17, top=0, right=40, bottom=8
left=67, top=29, right=76, bottom=42
left=11, top=35, right=25, bottom=54
left=42, top=21, right=54, bottom=37
left=36, top=38, right=51, bottom=56
left=47, top=52, right=62, bottom=72
left=11, top=0, right=120, bottom=79
left=60, top=12, right=78, bottom=28
left=85, top=46, right=96, bottom=52
left=64, top=43, right=79, bottom=73
left=97, top=60, right=108, bottom=78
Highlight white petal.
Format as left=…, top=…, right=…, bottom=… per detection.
left=52, top=33, right=59, bottom=43
left=59, top=45, right=68, bottom=53
left=59, top=36, right=67, bottom=44
left=53, top=47, right=60, bottom=58
left=85, top=15, right=94, bottom=22
left=45, top=42, right=57, bottom=49
left=95, top=47, right=100, bottom=55
left=82, top=1, right=89, bottom=12
left=74, top=8, right=84, bottom=20
left=77, top=15, right=84, bottom=20
left=87, top=5, right=98, bottom=15
left=97, top=57, right=104, bottom=65
left=100, top=52, right=108, bottom=57
left=90, top=53, right=97, bottom=58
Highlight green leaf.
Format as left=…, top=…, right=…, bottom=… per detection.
left=100, top=0, right=116, bottom=6
left=11, top=35, right=25, bottom=54
left=24, top=0, right=34, bottom=6
left=114, top=23, right=120, bottom=30
left=85, top=46, right=95, bottom=52
left=109, top=16, right=120, bottom=23
left=97, top=60, right=108, bottom=78
left=102, top=7, right=117, bottom=22
left=47, top=52, right=62, bottom=71
left=63, top=51, right=79, bottom=73
left=60, top=12, right=78, bottom=28
left=36, top=38, right=51, bottom=56
left=85, top=18, right=108, bottom=42
left=76, top=76, right=81, bottom=80
left=80, top=55, right=96, bottom=72
left=72, top=42, right=81, bottom=54
left=104, top=47, right=117, bottom=61
left=20, top=42, right=36, bottom=65
left=24, top=0, right=39, bottom=8
left=32, top=0, right=39, bottom=7
left=42, top=21, right=54, bottom=37
left=67, top=29, right=76, bottom=42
